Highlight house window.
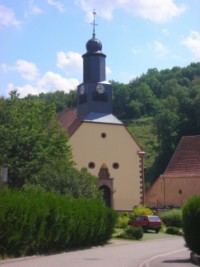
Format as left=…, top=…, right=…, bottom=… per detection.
left=88, top=162, right=95, bottom=169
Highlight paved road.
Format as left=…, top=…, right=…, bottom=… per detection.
left=0, top=237, right=194, bottom=267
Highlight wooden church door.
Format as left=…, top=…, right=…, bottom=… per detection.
left=99, top=185, right=111, bottom=207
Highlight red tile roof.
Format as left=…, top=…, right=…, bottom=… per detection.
left=56, top=108, right=84, bottom=137
left=164, top=135, right=200, bottom=176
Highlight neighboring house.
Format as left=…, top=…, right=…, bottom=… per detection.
left=56, top=15, right=145, bottom=212
left=145, top=135, right=200, bottom=208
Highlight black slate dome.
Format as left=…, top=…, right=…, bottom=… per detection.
left=86, top=36, right=102, bottom=53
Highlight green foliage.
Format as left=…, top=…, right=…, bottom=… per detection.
left=0, top=95, right=100, bottom=199
left=128, top=117, right=159, bottom=186
left=182, top=195, right=200, bottom=255
left=124, top=226, right=143, bottom=240
left=114, top=225, right=143, bottom=240
left=130, top=205, right=153, bottom=219
left=160, top=209, right=182, bottom=228
left=25, top=90, right=76, bottom=112
left=0, top=188, right=117, bottom=257
left=0, top=95, right=73, bottom=189
left=165, top=227, right=182, bottom=236
left=115, top=213, right=129, bottom=228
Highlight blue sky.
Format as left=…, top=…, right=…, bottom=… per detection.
left=0, top=0, right=200, bottom=98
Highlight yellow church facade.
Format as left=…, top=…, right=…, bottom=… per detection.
left=69, top=119, right=144, bottom=211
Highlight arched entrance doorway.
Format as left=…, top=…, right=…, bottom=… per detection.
left=98, top=164, right=113, bottom=208
left=99, top=185, right=111, bottom=207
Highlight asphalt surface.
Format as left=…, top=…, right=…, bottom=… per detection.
left=0, top=237, right=195, bottom=267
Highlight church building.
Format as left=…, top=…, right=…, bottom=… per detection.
left=57, top=12, right=145, bottom=212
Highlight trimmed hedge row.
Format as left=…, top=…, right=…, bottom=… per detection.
left=0, top=189, right=117, bottom=257
left=159, top=209, right=182, bottom=228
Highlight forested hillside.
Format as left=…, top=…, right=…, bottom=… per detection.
left=25, top=62, right=200, bottom=188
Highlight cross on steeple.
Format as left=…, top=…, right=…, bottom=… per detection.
left=91, top=9, right=98, bottom=38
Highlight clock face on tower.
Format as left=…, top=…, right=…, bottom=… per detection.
left=96, top=84, right=105, bottom=94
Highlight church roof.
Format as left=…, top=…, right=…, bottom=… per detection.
left=56, top=108, right=123, bottom=137
left=84, top=112, right=123, bottom=124
left=56, top=108, right=83, bottom=137
left=164, top=135, right=200, bottom=176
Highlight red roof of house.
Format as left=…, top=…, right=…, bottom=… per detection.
left=56, top=108, right=84, bottom=137
left=164, top=135, right=200, bottom=176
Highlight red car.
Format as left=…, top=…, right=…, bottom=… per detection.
left=128, top=215, right=161, bottom=233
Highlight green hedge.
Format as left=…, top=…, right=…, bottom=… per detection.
left=159, top=209, right=182, bottom=228
left=165, top=226, right=182, bottom=235
left=124, top=226, right=143, bottom=240
left=0, top=189, right=117, bottom=257
left=182, top=195, right=200, bottom=255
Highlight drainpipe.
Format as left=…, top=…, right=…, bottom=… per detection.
left=138, top=151, right=145, bottom=205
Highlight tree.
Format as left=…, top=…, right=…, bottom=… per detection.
left=25, top=90, right=76, bottom=112
left=153, top=103, right=180, bottom=176
left=0, top=94, right=74, bottom=188
left=112, top=81, right=131, bottom=118
left=130, top=82, right=156, bottom=115
left=0, top=92, right=101, bottom=199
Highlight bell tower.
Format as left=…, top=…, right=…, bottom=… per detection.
left=77, top=10, right=112, bottom=117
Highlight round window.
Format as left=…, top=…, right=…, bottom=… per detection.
left=88, top=162, right=95, bottom=169
left=113, top=162, right=119, bottom=169
left=101, top=132, right=106, bottom=138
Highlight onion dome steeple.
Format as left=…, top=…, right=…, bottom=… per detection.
left=82, top=10, right=106, bottom=83
left=86, top=36, right=102, bottom=53
left=86, top=10, right=102, bottom=53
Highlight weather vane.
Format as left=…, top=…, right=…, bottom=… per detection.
left=91, top=9, right=98, bottom=38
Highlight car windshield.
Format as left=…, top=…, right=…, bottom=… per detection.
left=148, top=216, right=159, bottom=222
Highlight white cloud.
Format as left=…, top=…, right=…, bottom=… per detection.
left=0, top=3, right=22, bottom=27
left=129, top=0, right=186, bottom=23
left=38, top=71, right=79, bottom=92
left=106, top=66, right=112, bottom=74
left=7, top=71, right=79, bottom=98
left=76, top=0, right=186, bottom=23
left=2, top=60, right=39, bottom=81
left=181, top=31, right=200, bottom=59
left=28, top=0, right=43, bottom=15
left=57, top=51, right=82, bottom=74
left=16, top=60, right=39, bottom=81
left=47, top=0, right=65, bottom=12
left=7, top=83, right=41, bottom=98
left=154, top=41, right=168, bottom=57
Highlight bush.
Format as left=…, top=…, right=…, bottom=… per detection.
left=165, top=226, right=182, bottom=235
left=124, top=226, right=143, bottom=240
left=0, top=188, right=117, bottom=257
left=182, top=195, right=200, bottom=255
left=115, top=213, right=129, bottom=228
left=130, top=205, right=153, bottom=219
left=160, top=209, right=182, bottom=228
